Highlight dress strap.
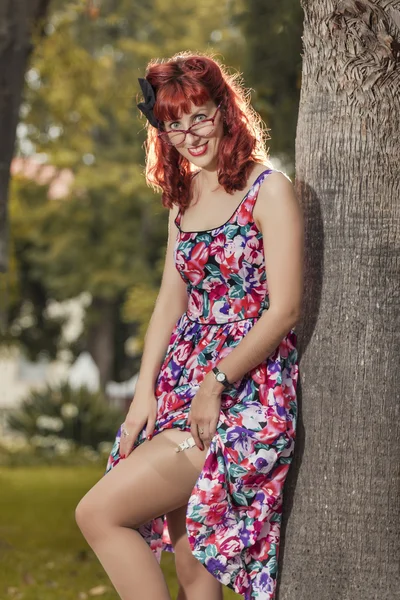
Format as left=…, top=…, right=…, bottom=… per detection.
left=174, top=208, right=182, bottom=228
left=174, top=167, right=275, bottom=229
left=241, top=168, right=275, bottom=218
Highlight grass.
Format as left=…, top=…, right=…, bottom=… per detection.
left=0, top=466, right=241, bottom=599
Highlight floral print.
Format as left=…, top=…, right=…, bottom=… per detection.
left=104, top=168, right=298, bottom=599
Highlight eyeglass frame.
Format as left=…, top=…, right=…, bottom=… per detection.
left=157, top=102, right=222, bottom=146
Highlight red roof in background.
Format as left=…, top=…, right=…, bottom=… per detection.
left=11, top=156, right=74, bottom=199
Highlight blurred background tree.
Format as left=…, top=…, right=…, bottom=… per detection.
left=241, top=0, right=303, bottom=171
left=0, top=0, right=51, bottom=274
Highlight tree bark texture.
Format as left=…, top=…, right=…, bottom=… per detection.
left=278, top=2, right=400, bottom=599
left=0, top=0, right=51, bottom=273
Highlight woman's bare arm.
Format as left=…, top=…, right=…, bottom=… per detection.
left=194, top=170, right=304, bottom=397
left=135, top=206, right=188, bottom=395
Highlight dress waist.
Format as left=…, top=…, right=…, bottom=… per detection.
left=184, top=310, right=264, bottom=326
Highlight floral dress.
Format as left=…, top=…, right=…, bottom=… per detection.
left=104, top=167, right=299, bottom=600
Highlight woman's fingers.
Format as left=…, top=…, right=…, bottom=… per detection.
left=190, top=420, right=217, bottom=450
left=209, top=416, right=219, bottom=440
left=120, top=418, right=144, bottom=458
left=190, top=409, right=221, bottom=451
left=190, top=421, right=203, bottom=451
left=199, top=424, right=212, bottom=449
left=145, top=404, right=157, bottom=441
left=200, top=413, right=220, bottom=449
left=119, top=396, right=159, bottom=458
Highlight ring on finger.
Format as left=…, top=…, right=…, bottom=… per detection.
left=121, top=425, right=130, bottom=437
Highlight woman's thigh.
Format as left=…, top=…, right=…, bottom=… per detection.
left=76, top=429, right=207, bottom=530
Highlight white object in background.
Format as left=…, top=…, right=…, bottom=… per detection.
left=68, top=351, right=100, bottom=393
left=105, top=373, right=138, bottom=399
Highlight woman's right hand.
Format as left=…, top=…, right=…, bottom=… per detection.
left=119, top=389, right=157, bottom=459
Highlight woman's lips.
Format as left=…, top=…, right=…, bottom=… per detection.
left=188, top=141, right=208, bottom=156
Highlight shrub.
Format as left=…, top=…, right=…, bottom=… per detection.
left=0, top=433, right=115, bottom=467
left=6, top=381, right=124, bottom=451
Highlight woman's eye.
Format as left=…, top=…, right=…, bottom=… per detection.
left=170, top=114, right=207, bottom=129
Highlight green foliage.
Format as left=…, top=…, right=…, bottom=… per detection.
left=7, top=0, right=243, bottom=373
left=5, top=0, right=302, bottom=376
left=6, top=380, right=124, bottom=450
left=122, top=282, right=159, bottom=351
left=0, top=436, right=112, bottom=467
left=1, top=176, right=66, bottom=357
left=21, top=0, right=246, bottom=297
left=241, top=0, right=303, bottom=169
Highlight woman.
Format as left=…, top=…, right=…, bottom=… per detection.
left=75, top=51, right=304, bottom=600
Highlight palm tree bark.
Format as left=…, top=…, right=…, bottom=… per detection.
left=0, top=0, right=51, bottom=273
left=278, top=1, right=400, bottom=598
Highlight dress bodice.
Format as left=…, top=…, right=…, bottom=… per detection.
left=174, top=168, right=274, bottom=325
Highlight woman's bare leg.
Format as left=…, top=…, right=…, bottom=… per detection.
left=75, top=429, right=207, bottom=600
left=167, top=505, right=223, bottom=600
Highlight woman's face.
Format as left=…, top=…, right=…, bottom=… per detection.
left=162, top=99, right=224, bottom=169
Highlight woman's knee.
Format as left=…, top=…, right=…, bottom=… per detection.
left=174, top=538, right=203, bottom=587
left=75, top=491, right=108, bottom=543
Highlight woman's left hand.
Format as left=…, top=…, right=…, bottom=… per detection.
left=187, top=372, right=224, bottom=450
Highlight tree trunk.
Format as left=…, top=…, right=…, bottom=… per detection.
left=0, top=0, right=51, bottom=273
left=86, top=296, right=117, bottom=391
left=278, top=1, right=400, bottom=598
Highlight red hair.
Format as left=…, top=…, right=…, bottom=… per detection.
left=137, top=50, right=272, bottom=212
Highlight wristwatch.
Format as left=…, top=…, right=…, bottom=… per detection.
left=212, top=366, right=231, bottom=389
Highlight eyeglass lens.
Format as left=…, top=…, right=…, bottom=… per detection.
left=163, top=121, right=215, bottom=145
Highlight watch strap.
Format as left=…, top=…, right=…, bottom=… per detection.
left=212, top=366, right=231, bottom=388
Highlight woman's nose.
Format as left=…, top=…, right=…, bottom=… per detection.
left=185, top=131, right=202, bottom=147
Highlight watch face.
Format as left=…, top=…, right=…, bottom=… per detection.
left=216, top=372, right=225, bottom=382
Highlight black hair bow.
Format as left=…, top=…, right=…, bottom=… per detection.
left=137, top=77, right=160, bottom=128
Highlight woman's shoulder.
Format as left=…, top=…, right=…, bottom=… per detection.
left=251, top=161, right=275, bottom=178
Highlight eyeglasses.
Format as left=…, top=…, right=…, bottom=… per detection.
left=157, top=103, right=222, bottom=147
